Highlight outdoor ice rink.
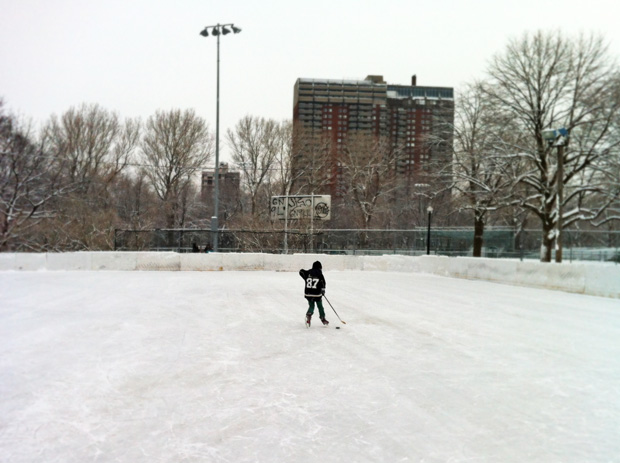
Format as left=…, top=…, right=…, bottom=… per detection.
left=1, top=269, right=619, bottom=462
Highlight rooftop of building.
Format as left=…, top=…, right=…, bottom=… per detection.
left=295, top=75, right=453, bottom=100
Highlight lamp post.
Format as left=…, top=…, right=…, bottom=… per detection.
left=541, top=128, right=568, bottom=263
left=426, top=206, right=433, bottom=255
left=200, top=23, right=241, bottom=252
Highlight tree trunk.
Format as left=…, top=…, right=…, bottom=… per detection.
left=540, top=221, right=554, bottom=263
left=473, top=213, right=484, bottom=257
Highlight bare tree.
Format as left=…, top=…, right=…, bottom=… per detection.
left=45, top=103, right=139, bottom=196
left=141, top=109, right=213, bottom=227
left=577, top=73, right=620, bottom=227
left=38, top=103, right=141, bottom=249
left=482, top=31, right=620, bottom=262
left=435, top=84, right=523, bottom=256
left=227, top=115, right=280, bottom=217
left=0, top=101, right=70, bottom=251
left=339, top=132, right=399, bottom=229
left=290, top=123, right=332, bottom=196
left=589, top=150, right=620, bottom=226
left=269, top=120, right=295, bottom=197
left=114, top=171, right=159, bottom=230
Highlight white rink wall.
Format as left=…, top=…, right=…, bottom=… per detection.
left=0, top=252, right=618, bottom=299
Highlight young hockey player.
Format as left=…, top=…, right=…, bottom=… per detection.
left=299, top=261, right=328, bottom=327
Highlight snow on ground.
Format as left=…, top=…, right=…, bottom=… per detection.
left=1, top=269, right=619, bottom=463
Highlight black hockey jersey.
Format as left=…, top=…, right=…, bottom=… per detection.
left=299, top=261, right=326, bottom=298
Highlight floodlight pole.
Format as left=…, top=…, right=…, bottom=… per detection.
left=556, top=143, right=564, bottom=263
left=284, top=198, right=288, bottom=254
left=200, top=23, right=241, bottom=252
left=212, top=28, right=221, bottom=252
left=426, top=206, right=433, bottom=255
left=311, top=192, right=315, bottom=252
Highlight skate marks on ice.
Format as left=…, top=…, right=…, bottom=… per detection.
left=1, top=270, right=620, bottom=462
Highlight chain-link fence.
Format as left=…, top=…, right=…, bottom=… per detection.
left=113, top=228, right=620, bottom=263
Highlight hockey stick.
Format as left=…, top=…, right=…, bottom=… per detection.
left=323, top=295, right=346, bottom=324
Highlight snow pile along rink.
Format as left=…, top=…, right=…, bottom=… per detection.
left=0, top=252, right=618, bottom=298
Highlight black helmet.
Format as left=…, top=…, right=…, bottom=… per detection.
left=312, top=261, right=322, bottom=270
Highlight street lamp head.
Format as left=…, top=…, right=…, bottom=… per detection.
left=211, top=27, right=220, bottom=36
left=199, top=28, right=209, bottom=37
left=231, top=25, right=241, bottom=33
left=221, top=26, right=231, bottom=35
left=541, top=129, right=557, bottom=144
left=427, top=206, right=434, bottom=213
left=542, top=128, right=569, bottom=146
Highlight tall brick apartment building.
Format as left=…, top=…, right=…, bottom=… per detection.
left=292, top=75, right=454, bottom=199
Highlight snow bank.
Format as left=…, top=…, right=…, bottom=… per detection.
left=1, top=252, right=618, bottom=298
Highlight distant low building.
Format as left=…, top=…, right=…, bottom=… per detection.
left=201, top=163, right=241, bottom=224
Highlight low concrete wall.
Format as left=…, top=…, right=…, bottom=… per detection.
left=1, top=252, right=618, bottom=299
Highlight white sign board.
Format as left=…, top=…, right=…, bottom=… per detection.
left=270, top=195, right=331, bottom=221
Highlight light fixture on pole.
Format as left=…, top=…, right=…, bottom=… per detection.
left=199, top=23, right=241, bottom=252
left=541, top=127, right=568, bottom=263
left=426, top=206, right=433, bottom=255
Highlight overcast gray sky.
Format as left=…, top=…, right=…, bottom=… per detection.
left=2, top=0, right=619, bottom=163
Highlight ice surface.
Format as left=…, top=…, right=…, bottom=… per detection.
left=1, top=270, right=619, bottom=462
